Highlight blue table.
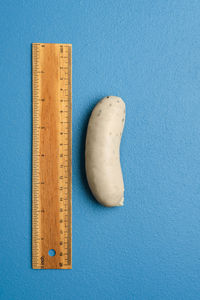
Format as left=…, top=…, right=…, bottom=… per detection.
left=1, top=1, right=200, bottom=299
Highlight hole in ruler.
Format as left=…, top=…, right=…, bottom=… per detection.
left=48, top=249, right=56, bottom=257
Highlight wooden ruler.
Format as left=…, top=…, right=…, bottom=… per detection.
left=32, top=43, right=72, bottom=269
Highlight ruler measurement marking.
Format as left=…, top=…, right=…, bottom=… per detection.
left=32, top=43, right=72, bottom=269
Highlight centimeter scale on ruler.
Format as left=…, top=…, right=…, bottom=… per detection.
left=32, top=43, right=72, bottom=269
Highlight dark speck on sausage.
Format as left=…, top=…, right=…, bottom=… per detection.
left=97, top=110, right=102, bottom=116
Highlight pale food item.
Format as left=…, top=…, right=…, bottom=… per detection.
left=85, top=96, right=126, bottom=207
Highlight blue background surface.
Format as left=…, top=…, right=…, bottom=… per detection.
left=1, top=1, right=200, bottom=299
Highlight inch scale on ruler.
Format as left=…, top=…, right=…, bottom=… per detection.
left=32, top=43, right=72, bottom=269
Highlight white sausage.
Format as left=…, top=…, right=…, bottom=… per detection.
left=85, top=96, right=126, bottom=207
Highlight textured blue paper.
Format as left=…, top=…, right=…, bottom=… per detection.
left=1, top=1, right=200, bottom=299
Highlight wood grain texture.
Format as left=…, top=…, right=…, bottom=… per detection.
left=32, top=43, right=72, bottom=269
